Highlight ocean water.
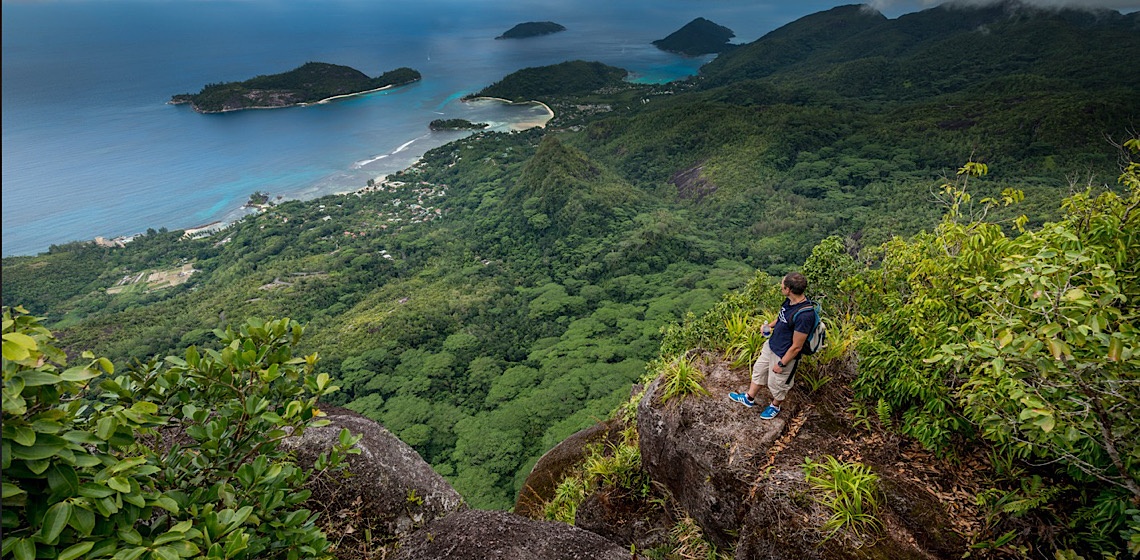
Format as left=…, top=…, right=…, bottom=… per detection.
left=2, top=0, right=905, bottom=257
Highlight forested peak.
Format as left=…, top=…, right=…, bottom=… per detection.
left=761, top=4, right=887, bottom=42
left=651, top=17, right=736, bottom=56
left=521, top=135, right=600, bottom=184
left=699, top=0, right=1140, bottom=95
left=512, top=135, right=638, bottom=233
left=698, top=5, right=885, bottom=84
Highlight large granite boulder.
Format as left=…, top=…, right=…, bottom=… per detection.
left=393, top=509, right=629, bottom=560
left=637, top=352, right=801, bottom=548
left=514, top=418, right=626, bottom=518
left=638, top=352, right=966, bottom=558
left=283, top=405, right=465, bottom=538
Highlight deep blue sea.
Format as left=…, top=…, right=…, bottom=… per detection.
left=2, top=0, right=925, bottom=257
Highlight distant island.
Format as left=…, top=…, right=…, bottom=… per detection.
left=171, top=62, right=421, bottom=114
left=652, top=17, right=735, bottom=56
left=429, top=119, right=489, bottom=131
left=471, top=60, right=628, bottom=102
left=496, top=21, right=566, bottom=40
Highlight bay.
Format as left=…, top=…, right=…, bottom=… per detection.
left=2, top=0, right=920, bottom=257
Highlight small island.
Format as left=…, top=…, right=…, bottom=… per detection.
left=496, top=21, right=566, bottom=40
left=171, top=62, right=421, bottom=114
left=652, top=17, right=735, bottom=56
left=470, top=60, right=628, bottom=102
left=429, top=119, right=489, bottom=131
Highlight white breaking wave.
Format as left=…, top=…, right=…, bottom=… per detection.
left=394, top=136, right=424, bottom=154
left=353, top=154, right=389, bottom=168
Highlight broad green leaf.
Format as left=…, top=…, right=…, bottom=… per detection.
left=2, top=332, right=37, bottom=350
left=1063, top=288, right=1086, bottom=301
left=130, top=401, right=158, bottom=415
left=47, top=464, right=80, bottom=496
left=60, top=367, right=100, bottom=383
left=152, top=495, right=179, bottom=513
left=62, top=430, right=102, bottom=445
left=117, top=526, right=142, bottom=545
left=166, top=540, right=200, bottom=558
left=109, top=546, right=147, bottom=560
left=30, top=419, right=62, bottom=434
left=58, top=541, right=95, bottom=560
left=152, top=546, right=181, bottom=560
left=1107, top=337, right=1123, bottom=362
left=1046, top=338, right=1066, bottom=360
left=107, top=476, right=131, bottom=493
left=68, top=505, right=95, bottom=536
left=10, top=435, right=67, bottom=460
left=109, top=457, right=147, bottom=474
left=1, top=340, right=30, bottom=361
left=17, top=370, right=62, bottom=387
left=1034, top=415, right=1056, bottom=433
left=2, top=483, right=25, bottom=499
left=78, top=483, right=114, bottom=499
left=13, top=426, right=35, bottom=447
left=96, top=417, right=118, bottom=441
left=41, top=501, right=72, bottom=544
left=12, top=538, right=34, bottom=560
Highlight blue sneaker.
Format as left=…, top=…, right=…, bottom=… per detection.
left=760, top=404, right=781, bottom=420
left=729, top=392, right=755, bottom=408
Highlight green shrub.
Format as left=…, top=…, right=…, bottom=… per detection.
left=2, top=308, right=358, bottom=560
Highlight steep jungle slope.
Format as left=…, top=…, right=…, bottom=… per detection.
left=3, top=2, right=1138, bottom=514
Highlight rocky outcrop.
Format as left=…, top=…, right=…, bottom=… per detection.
left=393, top=509, right=628, bottom=560
left=638, top=353, right=801, bottom=548
left=637, top=352, right=967, bottom=558
left=514, top=418, right=626, bottom=518
left=283, top=406, right=465, bottom=539
left=574, top=486, right=673, bottom=551
left=669, top=162, right=718, bottom=202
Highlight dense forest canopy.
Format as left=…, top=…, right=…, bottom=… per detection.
left=4, top=2, right=1139, bottom=555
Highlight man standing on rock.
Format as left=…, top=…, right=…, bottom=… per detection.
left=729, top=272, right=814, bottom=420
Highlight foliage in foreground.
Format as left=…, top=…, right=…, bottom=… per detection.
left=1, top=310, right=358, bottom=560
left=853, top=148, right=1140, bottom=554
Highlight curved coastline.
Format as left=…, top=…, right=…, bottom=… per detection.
left=464, top=96, right=555, bottom=130
left=88, top=96, right=556, bottom=252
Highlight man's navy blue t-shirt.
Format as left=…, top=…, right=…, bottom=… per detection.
left=769, top=298, right=815, bottom=358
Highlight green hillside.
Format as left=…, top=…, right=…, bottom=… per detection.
left=4, top=3, right=1139, bottom=552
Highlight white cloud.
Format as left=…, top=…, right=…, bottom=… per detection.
left=867, top=0, right=1140, bottom=12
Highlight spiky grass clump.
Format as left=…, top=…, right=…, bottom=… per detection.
left=661, top=354, right=709, bottom=402
left=802, top=455, right=883, bottom=541
left=543, top=476, right=589, bottom=524
left=666, top=515, right=732, bottom=560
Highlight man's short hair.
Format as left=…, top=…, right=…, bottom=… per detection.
left=783, top=272, right=807, bottom=295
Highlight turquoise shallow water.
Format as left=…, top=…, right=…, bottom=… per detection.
left=2, top=0, right=881, bottom=257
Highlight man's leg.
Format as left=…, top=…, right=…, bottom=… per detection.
left=767, top=357, right=798, bottom=407
left=747, top=341, right=775, bottom=401
left=731, top=341, right=773, bottom=407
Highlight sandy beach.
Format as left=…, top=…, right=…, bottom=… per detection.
left=466, top=97, right=555, bottom=130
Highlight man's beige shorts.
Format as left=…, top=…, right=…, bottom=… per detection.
left=751, top=340, right=797, bottom=401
